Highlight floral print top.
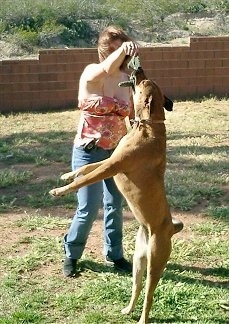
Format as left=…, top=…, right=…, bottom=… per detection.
left=75, top=96, right=131, bottom=150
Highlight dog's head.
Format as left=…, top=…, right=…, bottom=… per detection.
left=119, top=56, right=173, bottom=121
left=133, top=78, right=166, bottom=121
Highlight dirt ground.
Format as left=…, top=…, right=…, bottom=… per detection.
left=0, top=204, right=206, bottom=263
left=1, top=158, right=228, bottom=295
left=0, top=160, right=221, bottom=265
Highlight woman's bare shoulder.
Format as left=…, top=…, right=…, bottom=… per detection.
left=81, top=63, right=105, bottom=82
left=83, top=63, right=105, bottom=74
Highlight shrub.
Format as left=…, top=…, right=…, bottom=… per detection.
left=59, top=19, right=97, bottom=47
left=10, top=29, right=39, bottom=51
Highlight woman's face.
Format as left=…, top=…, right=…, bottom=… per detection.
left=109, top=39, right=130, bottom=71
left=109, top=39, right=123, bottom=53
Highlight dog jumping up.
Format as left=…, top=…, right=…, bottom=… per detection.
left=49, top=59, right=183, bottom=324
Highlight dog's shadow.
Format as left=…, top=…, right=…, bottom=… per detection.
left=67, top=259, right=228, bottom=323
left=166, top=262, right=229, bottom=288
left=143, top=262, right=228, bottom=323
left=75, top=259, right=228, bottom=286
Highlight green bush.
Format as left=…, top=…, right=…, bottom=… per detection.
left=0, top=0, right=228, bottom=51
left=38, top=20, right=64, bottom=47
left=59, top=19, right=97, bottom=46
left=12, top=29, right=39, bottom=50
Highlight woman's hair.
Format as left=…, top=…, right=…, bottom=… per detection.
left=97, top=25, right=132, bottom=62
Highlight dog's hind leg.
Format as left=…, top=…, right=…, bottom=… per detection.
left=139, top=225, right=172, bottom=324
left=122, top=225, right=147, bottom=315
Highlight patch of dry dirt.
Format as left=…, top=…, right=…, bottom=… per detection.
left=0, top=205, right=206, bottom=263
left=0, top=161, right=219, bottom=264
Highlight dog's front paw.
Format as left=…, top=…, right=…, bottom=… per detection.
left=49, top=188, right=65, bottom=197
left=60, top=171, right=76, bottom=181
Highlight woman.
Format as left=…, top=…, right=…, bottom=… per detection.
left=63, top=26, right=139, bottom=277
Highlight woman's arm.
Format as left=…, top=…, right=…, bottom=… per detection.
left=101, top=42, right=138, bottom=75
left=82, top=42, right=138, bottom=82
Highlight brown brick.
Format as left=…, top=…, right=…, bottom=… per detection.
left=66, top=62, right=87, bottom=72
left=140, top=47, right=163, bottom=53
left=147, top=69, right=165, bottom=78
left=214, top=84, right=228, bottom=96
left=206, top=41, right=228, bottom=50
left=214, top=50, right=229, bottom=59
left=1, top=64, right=12, bottom=74
left=7, top=61, right=38, bottom=73
left=6, top=73, right=38, bottom=83
left=45, top=63, right=67, bottom=73
left=29, top=63, right=47, bottom=73
left=0, top=74, right=10, bottom=82
left=205, top=59, right=223, bottom=68
left=190, top=41, right=207, bottom=50
left=1, top=39, right=228, bottom=112
left=65, top=81, right=77, bottom=90
left=188, top=60, right=206, bottom=68
left=162, top=51, right=183, bottom=60
left=182, top=85, right=198, bottom=97
left=56, top=72, right=79, bottom=82
left=222, top=58, right=229, bottom=67
left=39, top=73, right=57, bottom=82
left=214, top=67, right=229, bottom=76
left=39, top=53, right=57, bottom=64
left=198, top=68, right=215, bottom=76
left=172, top=77, right=190, bottom=87
left=156, top=78, right=173, bottom=87
left=16, top=83, right=31, bottom=92
left=190, top=36, right=228, bottom=44
left=142, top=51, right=163, bottom=61
left=179, top=51, right=191, bottom=60
left=189, top=50, right=214, bottom=60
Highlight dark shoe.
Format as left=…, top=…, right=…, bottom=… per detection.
left=105, top=257, right=132, bottom=273
left=172, top=217, right=184, bottom=234
left=63, top=257, right=77, bottom=277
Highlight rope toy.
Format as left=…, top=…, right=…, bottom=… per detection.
left=118, top=56, right=174, bottom=111
left=118, top=55, right=143, bottom=90
left=127, top=55, right=142, bottom=71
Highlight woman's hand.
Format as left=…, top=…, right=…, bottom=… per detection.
left=122, top=42, right=139, bottom=56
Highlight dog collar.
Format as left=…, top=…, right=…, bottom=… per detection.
left=130, top=118, right=164, bottom=126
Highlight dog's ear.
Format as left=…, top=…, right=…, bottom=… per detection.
left=164, top=96, right=173, bottom=111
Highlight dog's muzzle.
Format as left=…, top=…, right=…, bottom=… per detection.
left=118, top=55, right=146, bottom=92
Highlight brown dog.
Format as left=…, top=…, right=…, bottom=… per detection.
left=49, top=67, right=183, bottom=324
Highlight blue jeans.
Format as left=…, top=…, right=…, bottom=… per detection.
left=64, top=144, right=124, bottom=260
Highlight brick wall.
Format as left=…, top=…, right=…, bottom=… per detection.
left=0, top=36, right=228, bottom=113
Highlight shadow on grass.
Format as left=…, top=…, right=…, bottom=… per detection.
left=0, top=131, right=75, bottom=164
left=132, top=315, right=201, bottom=323
left=0, top=130, right=228, bottom=218
left=166, top=263, right=229, bottom=289
left=76, top=260, right=229, bottom=287
left=68, top=259, right=132, bottom=278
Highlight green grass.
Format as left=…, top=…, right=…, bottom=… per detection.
left=0, top=99, right=228, bottom=213
left=0, top=111, right=76, bottom=211
left=0, top=98, right=228, bottom=323
left=0, top=0, right=228, bottom=52
left=165, top=98, right=228, bottom=211
left=0, top=214, right=228, bottom=323
left=0, top=169, right=33, bottom=187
